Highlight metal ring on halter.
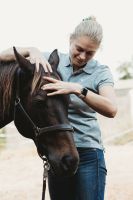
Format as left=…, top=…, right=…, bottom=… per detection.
left=43, top=159, right=50, bottom=180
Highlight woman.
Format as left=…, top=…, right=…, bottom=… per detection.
left=0, top=16, right=117, bottom=200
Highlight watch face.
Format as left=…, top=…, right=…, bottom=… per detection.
left=81, top=87, right=88, bottom=96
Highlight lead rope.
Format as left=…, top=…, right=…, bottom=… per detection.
left=42, top=158, right=50, bottom=200
left=34, top=139, right=50, bottom=200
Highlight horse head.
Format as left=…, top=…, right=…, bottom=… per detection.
left=13, top=47, right=79, bottom=176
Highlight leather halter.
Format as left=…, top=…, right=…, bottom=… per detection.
left=14, top=67, right=74, bottom=200
left=15, top=97, right=73, bottom=138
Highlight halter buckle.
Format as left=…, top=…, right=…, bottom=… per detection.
left=43, top=159, right=50, bottom=180
left=34, top=126, right=41, bottom=137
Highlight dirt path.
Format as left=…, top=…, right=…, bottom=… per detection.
left=105, top=145, right=133, bottom=200
left=0, top=125, right=133, bottom=200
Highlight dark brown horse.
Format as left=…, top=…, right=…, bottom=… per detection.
left=0, top=47, right=79, bottom=176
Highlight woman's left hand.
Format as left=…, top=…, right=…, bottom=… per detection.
left=42, top=77, right=82, bottom=96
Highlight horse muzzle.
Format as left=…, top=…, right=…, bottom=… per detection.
left=49, top=153, right=79, bottom=177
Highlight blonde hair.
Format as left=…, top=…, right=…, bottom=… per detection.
left=70, top=16, right=103, bottom=45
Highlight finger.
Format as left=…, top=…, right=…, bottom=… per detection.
left=29, top=57, right=35, bottom=64
left=43, top=77, right=58, bottom=83
left=42, top=60, right=52, bottom=72
left=47, top=90, right=62, bottom=96
left=41, top=63, right=48, bottom=72
left=41, top=61, right=48, bottom=72
left=47, top=63, right=53, bottom=73
left=26, top=57, right=30, bottom=60
left=41, top=84, right=58, bottom=91
left=36, top=61, right=40, bottom=72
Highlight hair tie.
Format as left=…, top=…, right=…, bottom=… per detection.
left=82, top=16, right=96, bottom=22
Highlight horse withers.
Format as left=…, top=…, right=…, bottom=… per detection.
left=0, top=47, right=79, bottom=176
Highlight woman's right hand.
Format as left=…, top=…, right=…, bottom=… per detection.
left=0, top=47, right=52, bottom=72
left=28, top=47, right=52, bottom=72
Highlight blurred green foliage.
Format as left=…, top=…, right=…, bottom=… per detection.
left=117, top=58, right=133, bottom=80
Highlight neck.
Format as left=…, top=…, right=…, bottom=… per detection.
left=0, top=62, right=17, bottom=128
left=0, top=89, right=14, bottom=128
left=0, top=117, right=13, bottom=128
left=72, top=63, right=86, bottom=72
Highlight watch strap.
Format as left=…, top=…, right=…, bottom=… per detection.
left=78, top=87, right=88, bottom=99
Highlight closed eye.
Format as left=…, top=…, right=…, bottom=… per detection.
left=31, top=90, right=47, bottom=104
left=76, top=45, right=95, bottom=57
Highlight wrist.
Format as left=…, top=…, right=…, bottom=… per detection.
left=73, top=84, right=82, bottom=95
left=78, top=87, right=89, bottom=99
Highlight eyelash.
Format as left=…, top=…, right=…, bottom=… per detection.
left=77, top=48, right=83, bottom=52
left=87, top=52, right=93, bottom=56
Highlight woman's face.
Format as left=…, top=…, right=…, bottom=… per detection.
left=69, top=35, right=99, bottom=69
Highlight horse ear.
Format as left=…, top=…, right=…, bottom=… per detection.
left=13, top=46, right=34, bottom=75
left=48, top=49, right=59, bottom=71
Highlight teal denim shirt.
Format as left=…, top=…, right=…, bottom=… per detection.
left=43, top=51, right=114, bottom=149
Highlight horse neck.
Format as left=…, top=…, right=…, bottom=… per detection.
left=0, top=62, right=18, bottom=128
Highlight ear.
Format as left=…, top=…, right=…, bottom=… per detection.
left=13, top=46, right=35, bottom=76
left=48, top=49, right=59, bottom=72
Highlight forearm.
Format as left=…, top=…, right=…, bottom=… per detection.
left=0, top=47, right=34, bottom=61
left=41, top=74, right=117, bottom=118
left=80, top=90, right=117, bottom=118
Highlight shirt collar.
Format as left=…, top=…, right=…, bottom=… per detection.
left=61, top=54, right=71, bottom=67
left=83, top=59, right=97, bottom=74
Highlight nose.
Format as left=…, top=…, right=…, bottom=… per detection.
left=61, top=155, right=79, bottom=174
left=79, top=52, right=86, bottom=60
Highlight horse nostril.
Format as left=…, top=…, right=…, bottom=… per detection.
left=61, top=155, right=78, bottom=172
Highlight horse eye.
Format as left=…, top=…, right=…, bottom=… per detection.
left=31, top=99, right=46, bottom=110
left=31, top=92, right=47, bottom=105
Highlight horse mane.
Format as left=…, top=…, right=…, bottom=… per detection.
left=0, top=61, right=18, bottom=117
left=0, top=61, right=44, bottom=118
left=31, top=68, right=45, bottom=95
left=31, top=66, right=59, bottom=96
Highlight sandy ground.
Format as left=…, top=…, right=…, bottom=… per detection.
left=0, top=125, right=133, bottom=200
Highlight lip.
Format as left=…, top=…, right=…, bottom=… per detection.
left=76, top=59, right=85, bottom=65
left=76, top=58, right=83, bottom=63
